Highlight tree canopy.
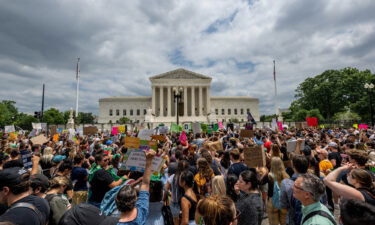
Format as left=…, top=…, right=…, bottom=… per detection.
left=289, top=67, right=375, bottom=121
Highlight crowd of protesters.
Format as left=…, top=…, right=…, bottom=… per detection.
left=0, top=125, right=375, bottom=225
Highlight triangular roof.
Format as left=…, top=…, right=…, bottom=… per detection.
left=149, top=68, right=212, bottom=80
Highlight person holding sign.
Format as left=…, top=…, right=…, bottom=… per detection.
left=116, top=150, right=156, bottom=225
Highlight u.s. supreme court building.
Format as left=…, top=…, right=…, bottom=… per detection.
left=98, top=68, right=259, bottom=126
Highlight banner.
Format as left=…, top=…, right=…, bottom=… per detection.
left=243, top=145, right=266, bottom=168
left=121, top=149, right=165, bottom=173
left=4, top=125, right=15, bottom=133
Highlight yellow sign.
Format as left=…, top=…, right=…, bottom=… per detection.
left=124, top=137, right=140, bottom=148
left=118, top=125, right=126, bottom=133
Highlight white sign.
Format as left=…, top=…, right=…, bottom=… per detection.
left=286, top=140, right=297, bottom=152
left=122, top=149, right=164, bottom=172
left=192, top=122, right=201, bottom=134
left=138, top=129, right=154, bottom=140
left=32, top=123, right=42, bottom=130
left=271, top=118, right=278, bottom=130
left=4, top=125, right=15, bottom=133
left=159, top=126, right=169, bottom=134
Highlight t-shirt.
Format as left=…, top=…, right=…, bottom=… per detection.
left=71, top=167, right=88, bottom=191
left=328, top=152, right=342, bottom=169
left=0, top=195, right=50, bottom=225
left=228, top=162, right=248, bottom=177
left=89, top=169, right=114, bottom=203
left=117, top=191, right=150, bottom=225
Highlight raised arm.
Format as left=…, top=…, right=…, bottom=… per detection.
left=140, top=150, right=156, bottom=191
left=323, top=165, right=365, bottom=201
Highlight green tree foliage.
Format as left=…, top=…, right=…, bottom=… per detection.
left=332, top=111, right=361, bottom=121
left=43, top=108, right=65, bottom=124
left=118, top=117, right=130, bottom=124
left=0, top=100, right=18, bottom=127
left=76, top=112, right=95, bottom=124
left=290, top=68, right=375, bottom=121
left=15, top=113, right=38, bottom=130
left=260, top=114, right=277, bottom=122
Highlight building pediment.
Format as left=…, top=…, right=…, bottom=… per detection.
left=149, top=68, right=212, bottom=81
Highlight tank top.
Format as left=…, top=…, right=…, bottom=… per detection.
left=182, top=194, right=197, bottom=221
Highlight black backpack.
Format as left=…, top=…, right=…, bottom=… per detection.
left=58, top=203, right=107, bottom=225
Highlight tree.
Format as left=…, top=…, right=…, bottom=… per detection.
left=260, top=114, right=277, bottom=122
left=0, top=100, right=18, bottom=127
left=76, top=112, right=95, bottom=124
left=15, top=113, right=38, bottom=130
left=43, top=108, right=65, bottom=124
left=332, top=110, right=361, bottom=121
left=290, top=68, right=375, bottom=120
left=118, top=117, right=130, bottom=124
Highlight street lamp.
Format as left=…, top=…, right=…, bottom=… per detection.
left=364, top=83, right=374, bottom=127
left=173, top=87, right=183, bottom=125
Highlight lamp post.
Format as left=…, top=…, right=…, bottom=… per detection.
left=173, top=87, right=183, bottom=125
left=364, top=83, right=374, bottom=127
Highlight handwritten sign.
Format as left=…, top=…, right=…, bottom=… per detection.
left=83, top=126, right=98, bottom=135
left=243, top=145, right=266, bottom=168
left=240, top=129, right=254, bottom=138
left=151, top=135, right=166, bottom=142
left=30, top=135, right=49, bottom=145
left=121, top=149, right=164, bottom=172
left=4, top=125, right=15, bottom=133
left=124, top=137, right=141, bottom=149
left=286, top=140, right=297, bottom=152
left=138, top=129, right=154, bottom=141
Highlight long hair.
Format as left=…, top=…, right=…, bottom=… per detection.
left=270, top=157, right=290, bottom=184
left=197, top=157, right=213, bottom=180
left=196, top=195, right=236, bottom=225
left=351, top=168, right=375, bottom=195
left=211, top=175, right=226, bottom=196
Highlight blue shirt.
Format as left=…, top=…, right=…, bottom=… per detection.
left=117, top=191, right=149, bottom=225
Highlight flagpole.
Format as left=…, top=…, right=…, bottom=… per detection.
left=75, top=57, right=80, bottom=118
left=273, top=60, right=278, bottom=117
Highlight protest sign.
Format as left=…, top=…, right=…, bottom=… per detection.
left=124, top=137, right=140, bottom=149
left=192, top=122, right=201, bottom=134
left=151, top=135, right=166, bottom=142
left=30, top=135, right=49, bottom=145
left=112, top=126, right=119, bottom=135
left=121, top=149, right=164, bottom=172
left=83, top=126, right=98, bottom=135
left=353, top=124, right=358, bottom=129
left=57, top=128, right=63, bottom=133
left=50, top=125, right=57, bottom=135
left=208, top=141, right=223, bottom=151
left=4, top=125, right=15, bottom=133
left=20, top=149, right=32, bottom=169
left=218, top=121, right=224, bottom=129
left=271, top=118, right=278, bottom=130
left=359, top=124, right=368, bottom=130
left=53, top=134, right=59, bottom=142
left=243, top=145, right=266, bottom=168
left=32, top=123, right=42, bottom=130
left=28, top=129, right=38, bottom=137
left=140, top=140, right=157, bottom=151
left=118, top=125, right=126, bottom=133
left=183, top=123, right=191, bottom=132
left=76, top=128, right=83, bottom=136
left=277, top=122, right=283, bottom=131
left=286, top=140, right=297, bottom=152
left=171, top=123, right=179, bottom=133
left=306, top=117, right=318, bottom=127
left=240, top=129, right=254, bottom=138
left=159, top=126, right=169, bottom=134
left=213, top=123, right=219, bottom=131
left=8, top=132, right=17, bottom=141
left=138, top=129, right=154, bottom=140
left=201, top=124, right=208, bottom=132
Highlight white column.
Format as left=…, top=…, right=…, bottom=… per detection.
left=206, top=86, right=210, bottom=116
left=191, top=86, right=195, bottom=116
left=167, top=86, right=171, bottom=117
left=152, top=86, right=156, bottom=115
left=183, top=86, right=188, bottom=117
left=159, top=86, right=164, bottom=117
left=199, top=86, right=203, bottom=116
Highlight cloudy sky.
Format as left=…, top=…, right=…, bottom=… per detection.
left=1, top=0, right=375, bottom=116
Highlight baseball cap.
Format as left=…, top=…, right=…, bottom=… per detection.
left=30, top=174, right=50, bottom=190
left=52, top=155, right=67, bottom=163
left=328, top=142, right=338, bottom=148
left=0, top=167, right=29, bottom=189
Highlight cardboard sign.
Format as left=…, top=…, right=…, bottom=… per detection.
left=83, top=126, right=98, bottom=135
left=124, top=137, right=141, bottom=149
left=138, top=129, right=154, bottom=141
left=240, top=129, right=254, bottom=138
left=208, top=141, right=223, bottom=151
left=192, top=122, right=201, bottom=134
left=50, top=125, right=57, bottom=135
left=121, top=149, right=165, bottom=172
left=286, top=140, right=297, bottom=152
left=243, top=145, right=266, bottom=168
left=151, top=135, right=167, bottom=142
left=4, top=125, right=15, bottom=133
left=30, top=135, right=49, bottom=145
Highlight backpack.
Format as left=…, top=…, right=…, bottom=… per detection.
left=6, top=202, right=44, bottom=225
left=270, top=174, right=282, bottom=209
left=58, top=203, right=107, bottom=225
left=302, top=210, right=336, bottom=225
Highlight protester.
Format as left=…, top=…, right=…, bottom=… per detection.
left=293, top=174, right=335, bottom=225
left=339, top=199, right=375, bottom=225
left=179, top=170, right=198, bottom=225
left=195, top=195, right=238, bottom=225
left=71, top=153, right=88, bottom=205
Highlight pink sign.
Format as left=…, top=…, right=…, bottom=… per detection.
left=218, top=122, right=224, bottom=129
left=277, top=121, right=283, bottom=130
left=358, top=124, right=368, bottom=130
left=111, top=126, right=119, bottom=135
